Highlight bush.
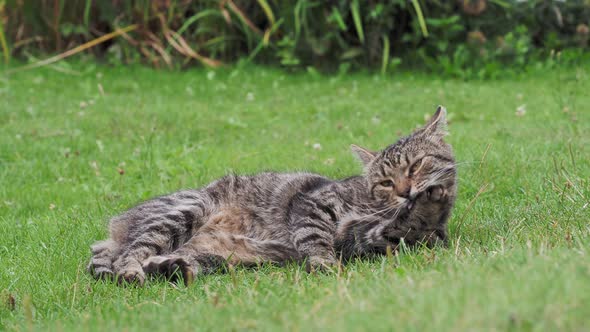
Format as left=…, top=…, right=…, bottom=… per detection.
left=1, top=0, right=589, bottom=77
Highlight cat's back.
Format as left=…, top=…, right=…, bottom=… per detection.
left=206, top=171, right=332, bottom=209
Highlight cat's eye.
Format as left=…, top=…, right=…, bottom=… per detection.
left=409, top=158, right=424, bottom=175
left=379, top=180, right=395, bottom=187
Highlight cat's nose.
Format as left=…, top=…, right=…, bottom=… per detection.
left=399, top=186, right=418, bottom=201
left=397, top=187, right=411, bottom=199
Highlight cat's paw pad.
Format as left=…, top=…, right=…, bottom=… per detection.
left=143, top=255, right=195, bottom=286
left=426, top=185, right=447, bottom=202
left=116, top=268, right=145, bottom=286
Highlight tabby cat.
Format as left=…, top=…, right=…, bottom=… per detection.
left=88, top=106, right=457, bottom=286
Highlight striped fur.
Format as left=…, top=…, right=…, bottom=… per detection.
left=88, top=106, right=457, bottom=285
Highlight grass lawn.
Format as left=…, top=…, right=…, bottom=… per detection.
left=1, top=64, right=589, bottom=331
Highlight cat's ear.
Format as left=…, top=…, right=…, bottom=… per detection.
left=420, top=105, right=448, bottom=140
left=350, top=144, right=376, bottom=166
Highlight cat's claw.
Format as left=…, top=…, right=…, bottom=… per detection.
left=143, top=255, right=195, bottom=286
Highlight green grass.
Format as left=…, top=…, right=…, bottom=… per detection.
left=1, top=64, right=589, bottom=331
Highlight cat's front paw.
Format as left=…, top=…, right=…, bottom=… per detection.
left=426, top=185, right=447, bottom=203
left=143, top=255, right=196, bottom=286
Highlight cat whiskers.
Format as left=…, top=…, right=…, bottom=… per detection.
left=417, top=166, right=455, bottom=191
left=359, top=204, right=401, bottom=222
left=340, top=204, right=401, bottom=233
left=362, top=206, right=403, bottom=245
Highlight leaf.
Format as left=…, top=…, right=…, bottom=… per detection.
left=340, top=47, right=364, bottom=60
left=330, top=6, right=347, bottom=31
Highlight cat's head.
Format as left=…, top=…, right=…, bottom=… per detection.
left=351, top=106, right=456, bottom=211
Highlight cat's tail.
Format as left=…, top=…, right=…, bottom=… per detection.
left=87, top=239, right=120, bottom=280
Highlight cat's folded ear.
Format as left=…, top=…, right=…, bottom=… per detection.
left=350, top=144, right=376, bottom=166
left=420, top=105, right=448, bottom=140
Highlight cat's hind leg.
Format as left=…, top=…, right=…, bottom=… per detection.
left=87, top=239, right=120, bottom=280
left=143, top=231, right=297, bottom=285
left=111, top=211, right=193, bottom=285
left=108, top=191, right=211, bottom=285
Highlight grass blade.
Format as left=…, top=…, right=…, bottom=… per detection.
left=350, top=0, right=364, bottom=43
left=246, top=18, right=283, bottom=63
left=149, top=41, right=172, bottom=68
left=226, top=0, right=263, bottom=36
left=453, top=183, right=489, bottom=235
left=0, top=13, right=9, bottom=64
left=83, top=0, right=92, bottom=28
left=381, top=35, right=390, bottom=75
left=256, top=0, right=275, bottom=26
left=331, top=6, right=347, bottom=31
left=163, top=25, right=222, bottom=68
left=167, top=9, right=223, bottom=55
left=6, top=24, right=138, bottom=74
left=294, top=0, right=302, bottom=39
left=177, top=10, right=223, bottom=36
left=410, top=0, right=429, bottom=38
